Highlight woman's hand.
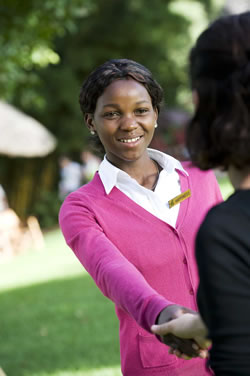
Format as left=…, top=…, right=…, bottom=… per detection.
left=151, top=305, right=210, bottom=359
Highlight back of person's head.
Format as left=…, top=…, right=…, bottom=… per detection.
left=79, top=59, right=163, bottom=116
left=187, top=11, right=250, bottom=170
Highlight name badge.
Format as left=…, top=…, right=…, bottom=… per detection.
left=168, top=189, right=191, bottom=209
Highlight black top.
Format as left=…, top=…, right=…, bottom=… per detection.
left=196, top=190, right=250, bottom=376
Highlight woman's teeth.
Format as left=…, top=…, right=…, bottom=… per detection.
left=120, top=136, right=141, bottom=143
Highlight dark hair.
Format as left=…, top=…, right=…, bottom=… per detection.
left=79, top=59, right=163, bottom=155
left=79, top=58, right=163, bottom=115
left=187, top=11, right=250, bottom=170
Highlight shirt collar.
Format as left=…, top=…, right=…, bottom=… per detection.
left=147, top=148, right=188, bottom=176
left=98, top=149, right=188, bottom=194
left=98, top=157, right=121, bottom=194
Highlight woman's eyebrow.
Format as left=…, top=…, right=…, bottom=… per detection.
left=135, top=100, right=151, bottom=105
left=102, top=100, right=150, bottom=108
left=103, top=103, right=120, bottom=108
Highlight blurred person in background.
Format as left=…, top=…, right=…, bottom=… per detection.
left=58, top=155, right=82, bottom=199
left=151, top=11, right=250, bottom=376
left=0, top=184, right=8, bottom=212
left=81, top=149, right=101, bottom=183
left=59, top=59, right=222, bottom=376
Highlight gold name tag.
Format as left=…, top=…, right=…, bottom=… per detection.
left=168, top=189, right=191, bottom=209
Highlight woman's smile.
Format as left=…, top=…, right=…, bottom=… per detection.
left=118, top=135, right=143, bottom=145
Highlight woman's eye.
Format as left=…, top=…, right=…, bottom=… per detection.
left=135, top=108, right=149, bottom=115
left=103, top=111, right=120, bottom=118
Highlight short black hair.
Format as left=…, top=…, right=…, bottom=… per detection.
left=79, top=58, right=163, bottom=115
left=187, top=11, right=250, bottom=170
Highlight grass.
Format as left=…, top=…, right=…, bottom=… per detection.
left=0, top=230, right=122, bottom=376
left=0, top=175, right=233, bottom=376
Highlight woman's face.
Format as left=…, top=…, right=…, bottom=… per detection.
left=86, top=78, right=158, bottom=168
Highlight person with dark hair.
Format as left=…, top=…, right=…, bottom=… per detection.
left=58, top=156, right=82, bottom=199
left=59, top=58, right=222, bottom=375
left=151, top=12, right=250, bottom=376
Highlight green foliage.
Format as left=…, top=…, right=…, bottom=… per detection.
left=32, top=190, right=62, bottom=229
left=0, top=0, right=92, bottom=102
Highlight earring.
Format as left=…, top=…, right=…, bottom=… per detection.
left=90, top=130, right=95, bottom=135
left=154, top=123, right=158, bottom=128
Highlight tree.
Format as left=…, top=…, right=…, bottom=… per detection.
left=0, top=0, right=92, bottom=102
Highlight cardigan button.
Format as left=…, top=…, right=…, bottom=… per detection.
left=189, top=289, right=194, bottom=295
left=183, top=258, right=187, bottom=264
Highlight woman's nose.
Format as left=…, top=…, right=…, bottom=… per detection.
left=119, top=115, right=137, bottom=130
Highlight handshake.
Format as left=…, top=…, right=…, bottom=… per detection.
left=151, top=304, right=211, bottom=359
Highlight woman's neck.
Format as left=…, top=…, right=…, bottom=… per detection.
left=107, top=154, right=160, bottom=190
left=228, top=166, right=250, bottom=190
left=239, top=174, right=250, bottom=189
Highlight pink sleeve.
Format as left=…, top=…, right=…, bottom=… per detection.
left=59, top=196, right=170, bottom=332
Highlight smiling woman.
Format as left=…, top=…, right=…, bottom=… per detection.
left=85, top=79, right=158, bottom=183
left=59, top=59, right=222, bottom=376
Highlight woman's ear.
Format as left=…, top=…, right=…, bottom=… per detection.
left=85, top=113, right=95, bottom=133
left=192, top=90, right=199, bottom=109
left=154, top=108, right=159, bottom=122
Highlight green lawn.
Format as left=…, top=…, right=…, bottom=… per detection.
left=0, top=230, right=122, bottom=376
left=0, top=175, right=233, bottom=376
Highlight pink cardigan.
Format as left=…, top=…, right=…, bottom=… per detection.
left=59, top=162, right=222, bottom=376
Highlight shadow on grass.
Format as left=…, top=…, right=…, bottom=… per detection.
left=0, top=274, right=120, bottom=375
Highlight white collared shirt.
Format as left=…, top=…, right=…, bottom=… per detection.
left=98, top=148, right=188, bottom=228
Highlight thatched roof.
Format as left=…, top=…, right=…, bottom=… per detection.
left=0, top=101, right=57, bottom=157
